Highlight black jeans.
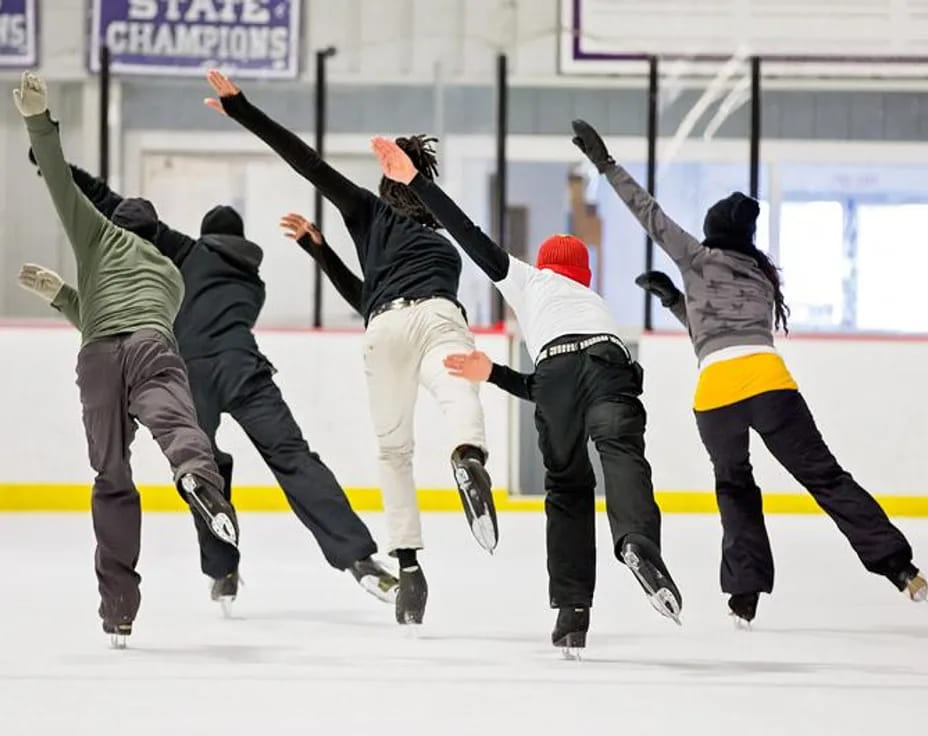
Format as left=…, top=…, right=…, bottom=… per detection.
left=533, top=339, right=661, bottom=608
left=695, top=389, right=913, bottom=595
left=186, top=350, right=377, bottom=578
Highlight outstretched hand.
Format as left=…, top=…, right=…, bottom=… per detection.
left=279, top=212, right=324, bottom=245
left=18, top=263, right=63, bottom=303
left=13, top=72, right=48, bottom=117
left=571, top=119, right=613, bottom=173
left=635, top=271, right=683, bottom=307
left=370, top=137, right=417, bottom=184
left=443, top=351, right=492, bottom=383
left=203, top=69, right=241, bottom=116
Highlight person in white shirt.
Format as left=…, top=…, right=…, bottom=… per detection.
left=371, top=137, right=683, bottom=654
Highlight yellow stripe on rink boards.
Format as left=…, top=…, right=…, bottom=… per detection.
left=1, top=484, right=928, bottom=516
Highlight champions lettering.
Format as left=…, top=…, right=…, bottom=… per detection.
left=0, top=13, right=28, bottom=51
left=105, top=21, right=289, bottom=63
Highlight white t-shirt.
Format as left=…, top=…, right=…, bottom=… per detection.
left=495, top=256, right=622, bottom=362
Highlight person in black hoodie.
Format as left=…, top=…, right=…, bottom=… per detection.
left=30, top=157, right=399, bottom=610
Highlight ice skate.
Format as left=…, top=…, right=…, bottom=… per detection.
left=451, top=445, right=498, bottom=554
left=211, top=571, right=240, bottom=618
left=728, top=592, right=759, bottom=629
left=350, top=557, right=399, bottom=603
left=395, top=565, right=428, bottom=625
left=180, top=473, right=239, bottom=547
left=621, top=541, right=683, bottom=625
left=899, top=566, right=927, bottom=602
left=99, top=598, right=134, bottom=649
left=552, top=607, right=589, bottom=660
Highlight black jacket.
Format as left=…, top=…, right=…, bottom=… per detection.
left=70, top=166, right=266, bottom=361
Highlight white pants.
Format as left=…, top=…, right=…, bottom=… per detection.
left=363, top=297, right=488, bottom=553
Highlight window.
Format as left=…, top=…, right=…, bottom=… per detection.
left=856, top=204, right=928, bottom=333
left=778, top=201, right=845, bottom=328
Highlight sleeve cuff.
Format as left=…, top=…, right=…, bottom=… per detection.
left=408, top=172, right=428, bottom=193
left=24, top=110, right=56, bottom=134
left=488, top=363, right=505, bottom=386
left=220, top=92, right=249, bottom=118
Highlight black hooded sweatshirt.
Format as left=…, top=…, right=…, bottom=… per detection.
left=71, top=166, right=266, bottom=361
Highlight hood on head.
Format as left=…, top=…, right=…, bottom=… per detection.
left=535, top=233, right=592, bottom=287
left=703, top=191, right=760, bottom=244
left=112, top=198, right=159, bottom=242
left=200, top=205, right=244, bottom=237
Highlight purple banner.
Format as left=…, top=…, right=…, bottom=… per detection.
left=89, top=1, right=300, bottom=79
left=0, top=0, right=38, bottom=68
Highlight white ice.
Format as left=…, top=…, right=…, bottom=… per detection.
left=1, top=512, right=926, bottom=735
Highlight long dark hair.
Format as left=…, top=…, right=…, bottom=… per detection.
left=379, top=135, right=440, bottom=228
left=754, top=249, right=790, bottom=334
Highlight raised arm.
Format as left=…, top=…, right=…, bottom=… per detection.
left=571, top=119, right=703, bottom=268
left=444, top=351, right=536, bottom=403
left=635, top=271, right=688, bottom=327
left=371, top=137, right=509, bottom=281
left=205, top=70, right=372, bottom=226
left=66, top=163, right=197, bottom=266
left=15, top=74, right=107, bottom=260
left=280, top=213, right=364, bottom=315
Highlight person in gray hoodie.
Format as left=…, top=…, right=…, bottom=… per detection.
left=572, top=119, right=925, bottom=625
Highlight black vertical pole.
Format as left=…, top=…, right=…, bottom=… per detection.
left=494, top=53, right=508, bottom=323
left=99, top=45, right=111, bottom=184
left=643, top=55, right=658, bottom=330
left=313, top=47, right=336, bottom=328
left=749, top=55, right=761, bottom=199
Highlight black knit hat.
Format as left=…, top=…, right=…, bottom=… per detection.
left=200, top=205, right=244, bottom=237
left=112, top=197, right=159, bottom=242
left=703, top=191, right=760, bottom=242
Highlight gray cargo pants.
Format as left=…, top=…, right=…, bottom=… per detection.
left=76, top=329, right=225, bottom=622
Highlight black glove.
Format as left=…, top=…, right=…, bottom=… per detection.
left=635, top=271, right=682, bottom=308
left=571, top=119, right=614, bottom=173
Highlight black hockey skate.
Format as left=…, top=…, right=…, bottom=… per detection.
left=350, top=557, right=399, bottom=603
left=451, top=445, right=498, bottom=554
left=211, top=571, right=240, bottom=618
left=620, top=540, right=683, bottom=625
left=396, top=565, right=428, bottom=625
left=552, top=607, right=589, bottom=659
left=180, top=473, right=239, bottom=547
left=99, top=599, right=134, bottom=649
left=728, top=592, right=759, bottom=629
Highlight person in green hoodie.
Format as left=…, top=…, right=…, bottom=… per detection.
left=14, top=72, right=239, bottom=647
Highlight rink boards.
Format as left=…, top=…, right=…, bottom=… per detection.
left=1, top=324, right=926, bottom=515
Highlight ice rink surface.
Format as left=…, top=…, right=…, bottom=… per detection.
left=1, top=511, right=926, bottom=735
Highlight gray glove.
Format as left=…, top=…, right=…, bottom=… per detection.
left=12, top=71, right=48, bottom=117
left=18, top=263, right=64, bottom=303
left=571, top=119, right=614, bottom=173
left=635, top=271, right=683, bottom=308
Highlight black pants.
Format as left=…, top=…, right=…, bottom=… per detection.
left=533, top=339, right=661, bottom=608
left=695, top=389, right=912, bottom=595
left=185, top=350, right=377, bottom=578
left=77, top=330, right=226, bottom=621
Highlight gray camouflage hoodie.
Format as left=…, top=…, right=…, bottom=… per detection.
left=603, top=163, right=776, bottom=363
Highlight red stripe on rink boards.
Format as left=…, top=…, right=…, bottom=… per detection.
left=642, top=329, right=928, bottom=344
left=0, top=320, right=511, bottom=336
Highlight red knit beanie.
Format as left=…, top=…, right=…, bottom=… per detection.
left=535, top=234, right=592, bottom=287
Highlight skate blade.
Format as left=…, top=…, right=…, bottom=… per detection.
left=623, top=550, right=683, bottom=625
left=109, top=633, right=128, bottom=649
left=469, top=513, right=498, bottom=554
left=210, top=513, right=238, bottom=547
left=731, top=614, right=753, bottom=631
left=218, top=597, right=235, bottom=619
left=358, top=574, right=399, bottom=604
left=906, top=574, right=927, bottom=602
left=561, top=647, right=583, bottom=661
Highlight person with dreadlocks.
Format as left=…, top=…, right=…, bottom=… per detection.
left=571, top=119, right=926, bottom=626
left=370, top=135, right=683, bottom=656
left=202, top=70, right=497, bottom=626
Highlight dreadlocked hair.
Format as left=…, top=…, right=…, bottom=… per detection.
left=379, top=135, right=441, bottom=228
left=752, top=248, right=790, bottom=334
